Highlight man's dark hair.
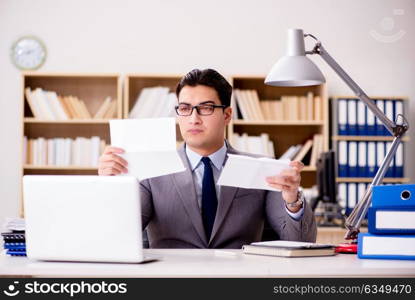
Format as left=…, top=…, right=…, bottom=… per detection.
left=176, top=68, right=232, bottom=107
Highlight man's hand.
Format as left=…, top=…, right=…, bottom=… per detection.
left=266, top=161, right=304, bottom=212
left=98, top=146, right=128, bottom=176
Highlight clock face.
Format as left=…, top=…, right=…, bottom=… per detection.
left=11, top=36, right=47, bottom=70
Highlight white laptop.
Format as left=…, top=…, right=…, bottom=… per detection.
left=23, top=175, right=153, bottom=263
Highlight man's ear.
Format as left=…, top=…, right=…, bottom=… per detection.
left=224, top=107, right=232, bottom=124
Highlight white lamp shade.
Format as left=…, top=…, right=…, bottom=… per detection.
left=265, top=29, right=326, bottom=87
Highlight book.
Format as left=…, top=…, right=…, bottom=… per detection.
left=358, top=233, right=415, bottom=260
left=61, top=96, right=77, bottom=119
left=58, top=96, right=72, bottom=118
left=129, top=87, right=175, bottom=119
left=4, top=243, right=26, bottom=250
left=103, top=100, right=117, bottom=119
left=6, top=250, right=27, bottom=256
left=293, top=139, right=313, bottom=162
left=249, top=90, right=264, bottom=120
left=78, top=99, right=92, bottom=119
left=25, top=87, right=42, bottom=118
left=242, top=240, right=335, bottom=257
left=25, top=136, right=106, bottom=167
left=279, top=145, right=301, bottom=160
left=314, top=96, right=323, bottom=121
left=298, top=96, right=307, bottom=120
left=309, top=134, right=323, bottom=167
left=234, top=89, right=250, bottom=120
left=260, top=101, right=270, bottom=120
left=33, top=88, right=55, bottom=120
left=231, top=133, right=275, bottom=157
left=306, top=92, right=314, bottom=121
left=71, top=96, right=86, bottom=119
left=94, top=96, right=112, bottom=119
left=46, top=91, right=68, bottom=120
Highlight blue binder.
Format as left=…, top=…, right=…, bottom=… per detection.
left=372, top=184, right=415, bottom=207
left=368, top=206, right=415, bottom=234
left=394, top=144, right=404, bottom=178
left=385, top=142, right=394, bottom=178
left=375, top=99, right=385, bottom=136
left=357, top=142, right=368, bottom=177
left=367, top=142, right=376, bottom=177
left=347, top=99, right=358, bottom=136
left=384, top=100, right=394, bottom=136
left=4, top=243, right=26, bottom=250
left=348, top=142, right=358, bottom=177
left=358, top=233, right=415, bottom=260
left=6, top=249, right=27, bottom=256
left=338, top=141, right=348, bottom=177
left=366, top=100, right=376, bottom=136
left=338, top=98, right=348, bottom=135
left=356, top=101, right=366, bottom=136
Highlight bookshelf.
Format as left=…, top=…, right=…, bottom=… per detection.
left=330, top=96, right=410, bottom=214
left=20, top=73, right=122, bottom=214
left=228, top=76, right=329, bottom=188
left=124, top=74, right=183, bottom=141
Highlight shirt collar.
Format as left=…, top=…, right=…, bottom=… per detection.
left=185, top=142, right=227, bottom=171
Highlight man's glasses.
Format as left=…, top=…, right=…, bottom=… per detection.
left=175, top=103, right=226, bottom=116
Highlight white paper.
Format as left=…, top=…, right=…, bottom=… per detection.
left=217, top=154, right=290, bottom=191
left=110, top=118, right=185, bottom=180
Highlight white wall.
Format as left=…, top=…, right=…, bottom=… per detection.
left=0, top=0, right=414, bottom=225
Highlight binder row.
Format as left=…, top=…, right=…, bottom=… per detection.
left=1, top=232, right=27, bottom=257
left=338, top=182, right=368, bottom=214
left=337, top=141, right=404, bottom=178
left=358, top=184, right=415, bottom=260
left=338, top=183, right=401, bottom=215
left=337, top=98, right=404, bottom=136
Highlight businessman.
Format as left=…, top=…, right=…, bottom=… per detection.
left=98, top=68, right=317, bottom=248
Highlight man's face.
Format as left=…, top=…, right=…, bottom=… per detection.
left=177, top=85, right=232, bottom=152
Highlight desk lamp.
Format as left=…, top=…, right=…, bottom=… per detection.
left=265, top=29, right=409, bottom=240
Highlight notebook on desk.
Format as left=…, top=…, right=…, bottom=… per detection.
left=23, top=175, right=156, bottom=263
left=242, top=240, right=336, bottom=257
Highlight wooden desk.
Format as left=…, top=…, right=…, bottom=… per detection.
left=316, top=227, right=368, bottom=244
left=1, top=249, right=414, bottom=278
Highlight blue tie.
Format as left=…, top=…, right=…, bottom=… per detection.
left=201, top=157, right=218, bottom=240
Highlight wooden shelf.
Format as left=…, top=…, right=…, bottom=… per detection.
left=24, top=118, right=112, bottom=124
left=331, top=96, right=411, bottom=220
left=316, top=226, right=368, bottom=244
left=336, top=177, right=410, bottom=183
left=302, top=166, right=317, bottom=172
left=24, top=165, right=98, bottom=171
left=331, top=95, right=408, bottom=101
left=20, top=73, right=122, bottom=216
left=232, top=120, right=324, bottom=126
left=124, top=74, right=182, bottom=119
left=332, top=135, right=410, bottom=142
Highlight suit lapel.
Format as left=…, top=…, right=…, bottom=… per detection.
left=171, top=144, right=207, bottom=246
left=209, top=144, right=239, bottom=245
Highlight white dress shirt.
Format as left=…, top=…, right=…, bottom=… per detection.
left=185, top=142, right=304, bottom=220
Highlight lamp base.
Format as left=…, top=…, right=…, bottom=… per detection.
left=335, top=242, right=358, bottom=254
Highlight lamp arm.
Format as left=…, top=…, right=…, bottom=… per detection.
left=315, top=43, right=396, bottom=134
left=344, top=136, right=402, bottom=239
left=305, top=37, right=409, bottom=240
